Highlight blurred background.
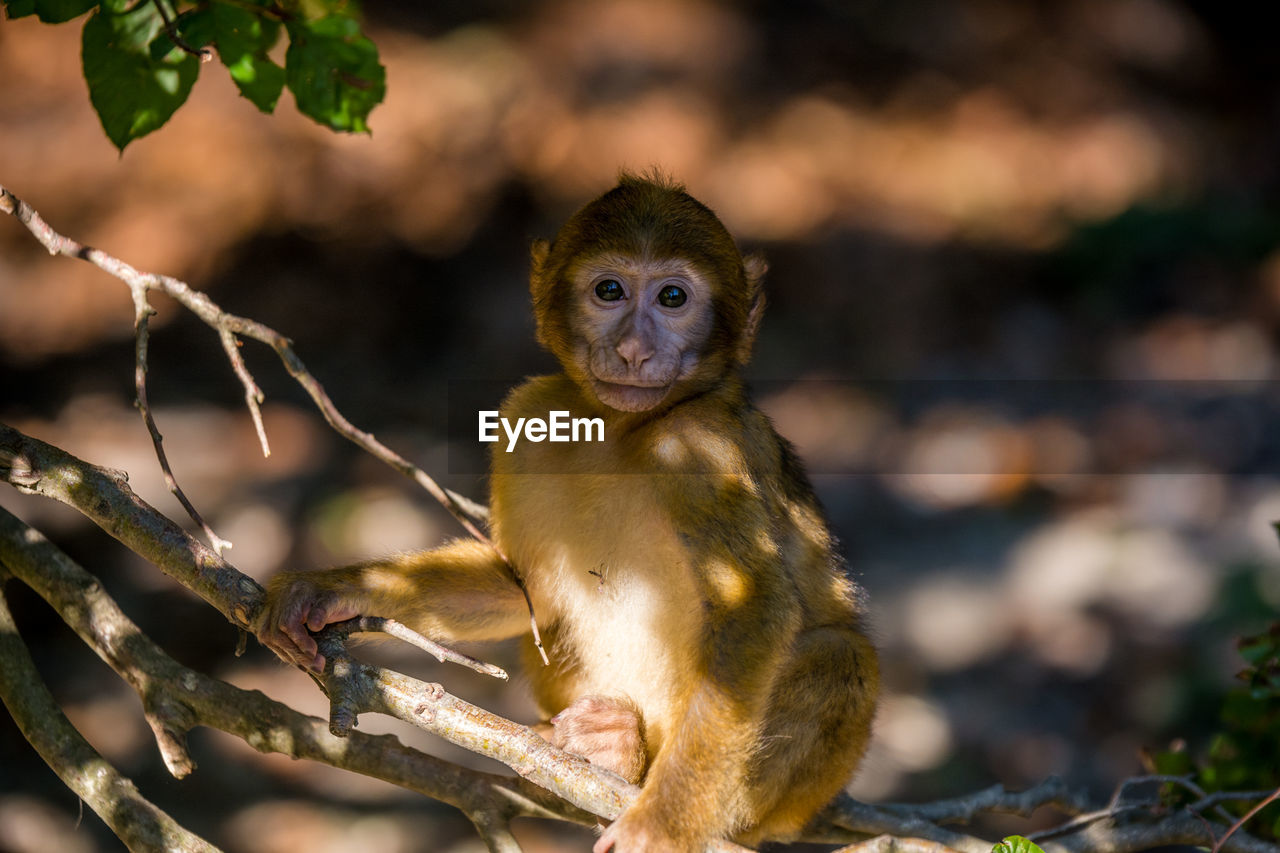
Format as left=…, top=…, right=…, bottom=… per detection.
left=2, top=1, right=1279, bottom=850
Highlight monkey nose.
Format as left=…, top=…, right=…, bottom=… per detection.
left=616, top=338, right=654, bottom=368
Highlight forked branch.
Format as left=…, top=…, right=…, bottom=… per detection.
left=0, top=582, right=222, bottom=852
left=0, top=181, right=547, bottom=662
left=0, top=506, right=594, bottom=849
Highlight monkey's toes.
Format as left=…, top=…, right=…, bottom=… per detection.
left=550, top=694, right=647, bottom=783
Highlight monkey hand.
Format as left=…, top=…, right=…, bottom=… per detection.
left=549, top=695, right=647, bottom=784
left=257, top=574, right=362, bottom=671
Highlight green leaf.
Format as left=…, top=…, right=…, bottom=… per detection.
left=284, top=13, right=385, bottom=133
left=39, top=0, right=96, bottom=22
left=5, top=0, right=95, bottom=23
left=81, top=3, right=199, bottom=150
left=993, top=837, right=1047, bottom=853
left=182, top=2, right=284, bottom=113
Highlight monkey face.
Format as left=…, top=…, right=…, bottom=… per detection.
left=530, top=174, right=767, bottom=414
left=568, top=252, right=716, bottom=412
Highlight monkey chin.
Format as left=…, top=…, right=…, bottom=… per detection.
left=590, top=379, right=672, bottom=413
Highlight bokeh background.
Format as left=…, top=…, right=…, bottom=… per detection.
left=2, top=1, right=1279, bottom=851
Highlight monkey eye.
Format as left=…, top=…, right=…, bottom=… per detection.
left=595, top=279, right=624, bottom=302
left=657, top=284, right=687, bottom=308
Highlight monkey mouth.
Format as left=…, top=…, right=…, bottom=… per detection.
left=590, top=378, right=673, bottom=412
left=594, top=377, right=670, bottom=389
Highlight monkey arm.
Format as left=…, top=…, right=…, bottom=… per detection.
left=258, top=539, right=529, bottom=670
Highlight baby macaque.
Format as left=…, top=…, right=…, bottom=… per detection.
left=259, top=174, right=878, bottom=853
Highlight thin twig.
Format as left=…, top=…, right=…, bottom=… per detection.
left=1027, top=804, right=1150, bottom=843
left=345, top=616, right=509, bottom=680
left=869, top=777, right=1092, bottom=824
left=818, top=795, right=991, bottom=853
left=151, top=0, right=214, bottom=61
left=128, top=279, right=232, bottom=556
left=1110, top=774, right=1236, bottom=825
left=0, top=181, right=548, bottom=663
left=1212, top=787, right=1280, bottom=853
left=218, top=328, right=271, bottom=457
left=1192, top=790, right=1280, bottom=813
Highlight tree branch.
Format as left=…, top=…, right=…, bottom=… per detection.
left=0, top=583, right=222, bottom=852
left=811, top=783, right=1279, bottom=853
left=1214, top=788, right=1280, bottom=853
left=312, top=621, right=639, bottom=821
left=0, top=422, right=744, bottom=852
left=339, top=615, right=509, bottom=681
left=0, top=179, right=546, bottom=664
left=867, top=777, right=1093, bottom=825
left=813, top=795, right=991, bottom=853
left=0, top=424, right=625, bottom=816
left=218, top=326, right=271, bottom=457
left=1109, top=774, right=1235, bottom=824
left=0, top=422, right=262, bottom=631
left=0, top=504, right=595, bottom=838
left=129, top=274, right=233, bottom=556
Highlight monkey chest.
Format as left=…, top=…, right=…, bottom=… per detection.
left=495, top=471, right=701, bottom=697
left=499, top=472, right=695, bottom=602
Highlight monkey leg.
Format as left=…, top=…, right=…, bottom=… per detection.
left=738, top=626, right=879, bottom=845
left=544, top=694, right=648, bottom=784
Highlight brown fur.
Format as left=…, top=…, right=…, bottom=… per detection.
left=259, top=174, right=878, bottom=853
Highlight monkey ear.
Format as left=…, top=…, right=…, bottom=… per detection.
left=529, top=238, right=551, bottom=298
left=529, top=238, right=559, bottom=353
left=744, top=252, right=768, bottom=289
left=738, top=253, right=768, bottom=364
left=530, top=238, right=550, bottom=272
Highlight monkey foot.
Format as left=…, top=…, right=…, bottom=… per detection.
left=548, top=694, right=647, bottom=784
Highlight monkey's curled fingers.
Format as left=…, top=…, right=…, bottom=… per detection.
left=258, top=575, right=361, bottom=671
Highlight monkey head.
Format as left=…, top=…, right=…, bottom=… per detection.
left=530, top=173, right=766, bottom=413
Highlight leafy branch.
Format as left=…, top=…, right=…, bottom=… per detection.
left=1, top=0, right=385, bottom=150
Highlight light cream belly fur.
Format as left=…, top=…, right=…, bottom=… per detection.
left=497, top=471, right=700, bottom=752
